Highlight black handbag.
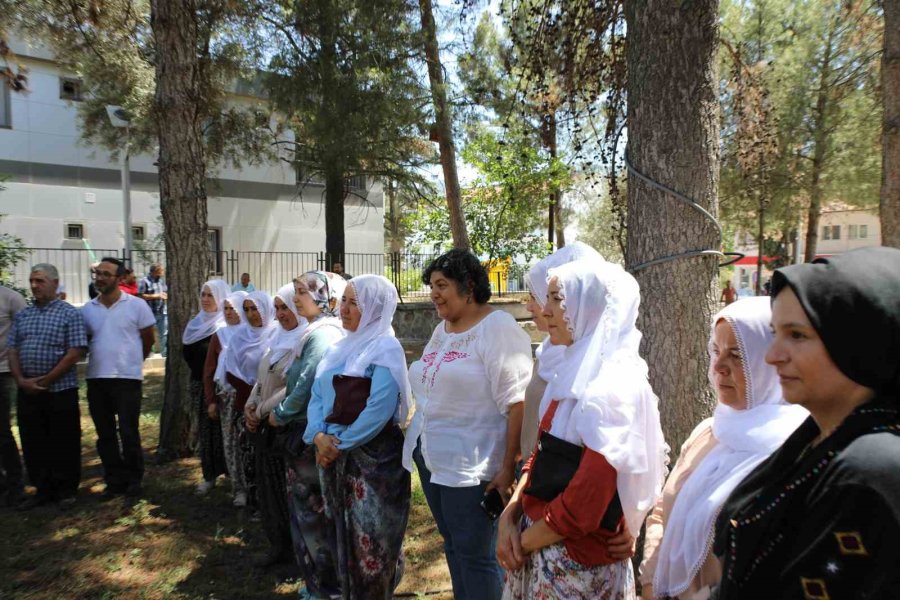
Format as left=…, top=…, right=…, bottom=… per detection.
left=525, top=430, right=624, bottom=530
left=325, top=374, right=372, bottom=425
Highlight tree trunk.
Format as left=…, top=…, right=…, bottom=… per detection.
left=755, top=196, right=764, bottom=294
left=151, top=0, right=210, bottom=460
left=324, top=166, right=345, bottom=264
left=882, top=0, right=900, bottom=248
left=545, top=111, right=565, bottom=248
left=419, top=0, right=470, bottom=250
left=386, top=180, right=403, bottom=253
left=803, top=20, right=835, bottom=263
left=624, top=0, right=720, bottom=452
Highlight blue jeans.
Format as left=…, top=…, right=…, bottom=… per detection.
left=413, top=443, right=502, bottom=600
left=155, top=312, right=168, bottom=357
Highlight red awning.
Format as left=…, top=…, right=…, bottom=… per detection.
left=733, top=255, right=775, bottom=266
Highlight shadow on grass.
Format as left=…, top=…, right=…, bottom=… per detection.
left=0, top=369, right=452, bottom=599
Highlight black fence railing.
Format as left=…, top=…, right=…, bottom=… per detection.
left=4, top=248, right=534, bottom=305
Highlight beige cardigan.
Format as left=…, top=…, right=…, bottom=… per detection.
left=639, top=418, right=721, bottom=600
left=246, top=350, right=292, bottom=420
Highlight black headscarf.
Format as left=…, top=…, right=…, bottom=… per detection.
left=771, top=246, right=900, bottom=396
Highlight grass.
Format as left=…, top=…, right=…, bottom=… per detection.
left=0, top=369, right=452, bottom=599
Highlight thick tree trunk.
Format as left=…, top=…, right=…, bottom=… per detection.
left=419, top=0, right=470, bottom=250
left=883, top=0, right=900, bottom=248
left=151, top=0, right=210, bottom=460
left=624, top=0, right=720, bottom=452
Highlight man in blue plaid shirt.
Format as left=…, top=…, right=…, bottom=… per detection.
left=8, top=263, right=87, bottom=510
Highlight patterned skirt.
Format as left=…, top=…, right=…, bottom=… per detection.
left=287, top=444, right=340, bottom=598
left=502, top=516, right=636, bottom=600
left=194, top=380, right=227, bottom=482
left=320, top=425, right=411, bottom=599
left=217, top=388, right=245, bottom=496
left=236, top=414, right=257, bottom=507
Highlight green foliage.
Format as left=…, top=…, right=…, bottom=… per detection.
left=413, top=128, right=569, bottom=260
left=571, top=179, right=625, bottom=264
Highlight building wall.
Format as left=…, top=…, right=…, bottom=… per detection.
left=816, top=209, right=881, bottom=255
left=0, top=38, right=384, bottom=288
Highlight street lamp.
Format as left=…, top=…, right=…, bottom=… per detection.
left=106, top=105, right=133, bottom=266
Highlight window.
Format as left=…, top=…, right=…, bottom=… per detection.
left=207, top=228, right=222, bottom=274
left=849, top=224, right=858, bottom=239
left=0, top=82, right=10, bottom=128
left=66, top=223, right=84, bottom=239
left=859, top=224, right=868, bottom=239
left=131, top=226, right=145, bottom=241
left=295, top=164, right=325, bottom=186
left=850, top=224, right=868, bottom=239
left=822, top=225, right=840, bottom=241
left=347, top=174, right=367, bottom=190
left=59, top=78, right=83, bottom=102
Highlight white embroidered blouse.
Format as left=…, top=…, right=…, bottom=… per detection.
left=401, top=310, right=533, bottom=487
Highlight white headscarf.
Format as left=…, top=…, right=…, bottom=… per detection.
left=652, top=297, right=808, bottom=598
left=182, top=279, right=231, bottom=345
left=284, top=271, right=345, bottom=376
left=316, top=274, right=412, bottom=423
left=222, top=291, right=276, bottom=385
left=214, top=291, right=248, bottom=388
left=538, top=258, right=668, bottom=535
left=527, top=242, right=604, bottom=383
left=268, top=283, right=307, bottom=366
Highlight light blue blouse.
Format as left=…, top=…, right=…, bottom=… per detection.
left=302, top=362, right=400, bottom=450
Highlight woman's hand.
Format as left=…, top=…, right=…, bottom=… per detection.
left=314, top=432, right=341, bottom=467
left=496, top=500, right=525, bottom=571
left=207, top=403, right=219, bottom=421
left=486, top=464, right=516, bottom=502
left=244, top=403, right=259, bottom=432
left=608, top=522, right=636, bottom=560
left=268, top=412, right=280, bottom=427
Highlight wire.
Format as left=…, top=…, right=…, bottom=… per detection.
left=623, top=151, right=744, bottom=272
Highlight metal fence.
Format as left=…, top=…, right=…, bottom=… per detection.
left=5, top=248, right=532, bottom=305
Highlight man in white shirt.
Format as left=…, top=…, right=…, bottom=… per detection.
left=82, top=257, right=156, bottom=499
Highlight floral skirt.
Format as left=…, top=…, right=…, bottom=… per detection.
left=194, top=380, right=227, bottom=482
left=236, top=414, right=257, bottom=507
left=218, top=388, right=245, bottom=496
left=287, top=444, right=340, bottom=598
left=502, top=516, right=636, bottom=600
left=320, top=425, right=410, bottom=599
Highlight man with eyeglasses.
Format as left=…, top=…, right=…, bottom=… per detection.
left=7, top=264, right=87, bottom=510
left=82, top=257, right=156, bottom=499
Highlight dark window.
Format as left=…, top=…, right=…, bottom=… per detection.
left=0, top=82, right=10, bottom=128
left=207, top=228, right=222, bottom=274
left=60, top=78, right=83, bottom=102
left=66, top=223, right=84, bottom=239
left=131, top=226, right=145, bottom=241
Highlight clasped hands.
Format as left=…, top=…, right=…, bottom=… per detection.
left=313, top=431, right=341, bottom=467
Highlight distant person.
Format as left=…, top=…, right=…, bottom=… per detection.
left=232, top=273, right=256, bottom=293
left=56, top=282, right=67, bottom=302
left=119, top=269, right=139, bottom=296
left=8, top=264, right=87, bottom=510
left=331, top=262, right=352, bottom=281
left=762, top=279, right=772, bottom=296
left=88, top=262, right=100, bottom=300
left=720, top=280, right=736, bottom=305
left=0, top=284, right=27, bottom=506
left=83, top=257, right=156, bottom=499
left=139, top=263, right=168, bottom=357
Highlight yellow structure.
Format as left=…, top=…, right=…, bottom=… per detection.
left=484, top=258, right=511, bottom=293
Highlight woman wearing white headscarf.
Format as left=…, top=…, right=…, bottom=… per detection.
left=498, top=259, right=668, bottom=600
left=242, top=284, right=305, bottom=567
left=182, top=279, right=231, bottom=495
left=269, top=271, right=346, bottom=598
left=303, top=274, right=411, bottom=599
left=639, top=297, right=808, bottom=600
left=521, top=241, right=603, bottom=461
left=203, top=290, right=247, bottom=505
left=224, top=291, right=275, bottom=513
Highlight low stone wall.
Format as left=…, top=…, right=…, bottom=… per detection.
left=392, top=300, right=543, bottom=344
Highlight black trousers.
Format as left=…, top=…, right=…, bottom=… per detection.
left=87, top=378, right=143, bottom=490
left=254, top=424, right=292, bottom=557
left=0, top=373, right=23, bottom=493
left=17, top=386, right=81, bottom=499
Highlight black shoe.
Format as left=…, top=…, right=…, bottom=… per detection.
left=16, top=495, right=50, bottom=511
left=124, top=482, right=143, bottom=498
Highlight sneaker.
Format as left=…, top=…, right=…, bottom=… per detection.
left=233, top=491, right=247, bottom=507
left=196, top=480, right=215, bottom=496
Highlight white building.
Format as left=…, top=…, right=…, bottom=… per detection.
left=730, top=204, right=881, bottom=293
left=0, top=36, right=385, bottom=302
